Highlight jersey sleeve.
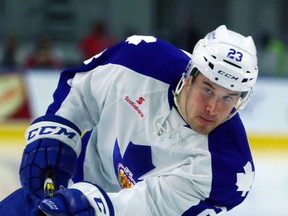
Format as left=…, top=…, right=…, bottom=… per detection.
left=206, top=114, right=255, bottom=210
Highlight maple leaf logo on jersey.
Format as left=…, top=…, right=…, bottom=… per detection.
left=125, top=35, right=157, bottom=45
left=236, top=161, right=255, bottom=197
left=113, top=140, right=155, bottom=189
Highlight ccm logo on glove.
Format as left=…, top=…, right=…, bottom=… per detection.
left=25, top=121, right=81, bottom=153
left=27, top=125, right=77, bottom=140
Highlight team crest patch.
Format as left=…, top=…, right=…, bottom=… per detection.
left=113, top=140, right=155, bottom=189
left=118, top=163, right=136, bottom=188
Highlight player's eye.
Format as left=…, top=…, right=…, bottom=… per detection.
left=203, top=88, right=213, bottom=96
left=223, top=95, right=233, bottom=102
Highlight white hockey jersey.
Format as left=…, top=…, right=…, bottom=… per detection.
left=45, top=35, right=255, bottom=215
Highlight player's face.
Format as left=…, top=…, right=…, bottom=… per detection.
left=178, top=73, right=241, bottom=134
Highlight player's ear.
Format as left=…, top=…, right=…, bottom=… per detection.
left=185, top=75, right=193, bottom=87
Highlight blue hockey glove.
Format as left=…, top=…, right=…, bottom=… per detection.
left=39, top=182, right=114, bottom=216
left=19, top=115, right=82, bottom=199
left=39, top=189, right=94, bottom=216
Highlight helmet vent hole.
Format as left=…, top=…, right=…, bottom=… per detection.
left=231, top=84, right=234, bottom=88
left=223, top=60, right=241, bottom=69
left=241, top=78, right=248, bottom=83
left=211, top=55, right=216, bottom=59
left=191, top=68, right=199, bottom=76
left=208, top=62, right=214, bottom=70
left=215, top=77, right=219, bottom=81
left=203, top=56, right=208, bottom=62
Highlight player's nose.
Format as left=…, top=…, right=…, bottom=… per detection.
left=205, top=98, right=219, bottom=115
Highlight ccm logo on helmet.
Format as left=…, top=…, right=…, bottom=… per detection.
left=218, top=70, right=239, bottom=80
left=27, top=126, right=77, bottom=140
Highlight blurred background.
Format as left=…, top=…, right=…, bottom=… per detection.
left=0, top=0, right=287, bottom=215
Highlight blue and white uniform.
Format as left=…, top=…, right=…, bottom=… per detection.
left=2, top=35, right=255, bottom=216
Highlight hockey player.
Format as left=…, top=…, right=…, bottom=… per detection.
left=0, top=25, right=258, bottom=215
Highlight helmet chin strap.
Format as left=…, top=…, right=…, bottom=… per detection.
left=173, top=73, right=186, bottom=97
left=173, top=67, right=200, bottom=111
left=172, top=74, right=187, bottom=121
left=172, top=60, right=195, bottom=123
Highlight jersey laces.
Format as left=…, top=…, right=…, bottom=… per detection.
left=153, top=116, right=180, bottom=155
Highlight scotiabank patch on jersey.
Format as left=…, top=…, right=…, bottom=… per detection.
left=113, top=140, right=155, bottom=188
left=123, top=91, right=148, bottom=119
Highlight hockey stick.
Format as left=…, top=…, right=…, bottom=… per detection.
left=38, top=177, right=55, bottom=216
left=44, top=177, right=55, bottom=197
